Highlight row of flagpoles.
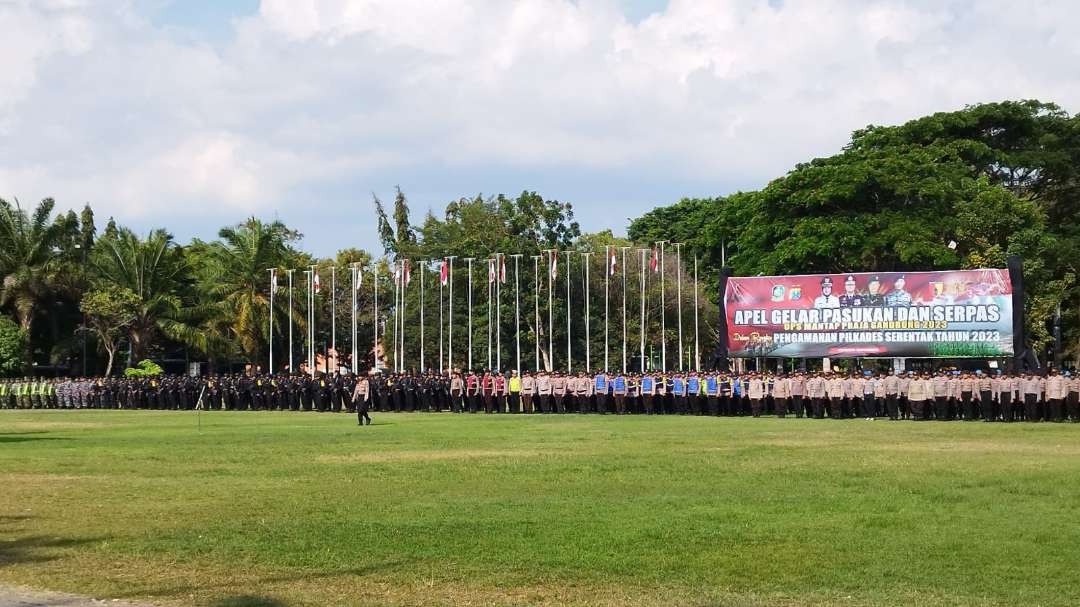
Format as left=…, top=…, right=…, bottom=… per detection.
left=267, top=242, right=703, bottom=376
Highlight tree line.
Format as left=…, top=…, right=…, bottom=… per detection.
left=0, top=189, right=713, bottom=377
left=2, top=99, right=1075, bottom=376
left=630, top=100, right=1080, bottom=368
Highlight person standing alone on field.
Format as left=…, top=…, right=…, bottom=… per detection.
left=352, top=374, right=372, bottom=426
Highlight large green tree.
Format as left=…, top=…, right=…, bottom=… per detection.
left=90, top=227, right=200, bottom=363
left=630, top=100, right=1079, bottom=364
left=189, top=218, right=303, bottom=367
left=0, top=198, right=66, bottom=334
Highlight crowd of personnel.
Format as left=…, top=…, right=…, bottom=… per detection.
left=2, top=368, right=1079, bottom=422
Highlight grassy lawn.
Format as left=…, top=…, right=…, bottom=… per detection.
left=1, top=410, right=1079, bottom=607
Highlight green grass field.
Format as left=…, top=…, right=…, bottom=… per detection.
left=2, top=411, right=1079, bottom=607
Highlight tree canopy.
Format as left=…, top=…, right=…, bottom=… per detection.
left=630, top=100, right=1079, bottom=365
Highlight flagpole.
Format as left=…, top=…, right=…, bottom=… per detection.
left=447, top=256, right=456, bottom=374
left=305, top=268, right=313, bottom=376
left=420, top=261, right=426, bottom=372
left=287, top=269, right=294, bottom=374
left=581, top=252, right=591, bottom=371
left=465, top=258, right=474, bottom=371
left=439, top=266, right=444, bottom=374
left=267, top=268, right=275, bottom=374
left=658, top=241, right=667, bottom=373
left=639, top=249, right=648, bottom=372
left=694, top=255, right=700, bottom=371
left=350, top=264, right=357, bottom=374
left=674, top=243, right=683, bottom=372
left=621, top=246, right=629, bottom=373
left=401, top=259, right=408, bottom=372
left=392, top=261, right=399, bottom=372
left=496, top=253, right=502, bottom=371
left=548, top=250, right=555, bottom=372
left=487, top=259, right=493, bottom=370
left=532, top=255, right=540, bottom=372
left=330, top=266, right=336, bottom=372
left=511, top=254, right=522, bottom=373
left=373, top=264, right=379, bottom=372
left=604, top=246, right=610, bottom=373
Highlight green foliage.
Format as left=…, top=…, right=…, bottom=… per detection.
left=631, top=100, right=1080, bottom=363
left=0, top=197, right=66, bottom=333
left=123, top=358, right=163, bottom=377
left=0, top=315, right=27, bottom=376
left=81, top=285, right=141, bottom=376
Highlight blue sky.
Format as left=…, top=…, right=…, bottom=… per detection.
left=2, top=0, right=1077, bottom=257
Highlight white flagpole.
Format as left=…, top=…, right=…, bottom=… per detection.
left=639, top=249, right=648, bottom=372
left=496, top=253, right=502, bottom=371
left=439, top=266, right=444, bottom=374
left=447, top=255, right=456, bottom=374
left=694, top=255, right=700, bottom=371
left=511, top=254, right=522, bottom=373
left=582, top=252, right=591, bottom=372
left=400, top=259, right=407, bottom=372
left=310, top=265, right=317, bottom=376
left=331, top=265, right=336, bottom=372
left=658, top=241, right=667, bottom=373
left=287, top=269, right=294, bottom=374
left=267, top=268, right=275, bottom=374
left=392, top=261, right=399, bottom=372
left=621, top=246, right=629, bottom=373
left=351, top=264, right=357, bottom=374
left=373, top=265, right=379, bottom=372
left=547, top=250, right=554, bottom=371
left=564, top=250, right=572, bottom=373
left=420, top=261, right=426, bottom=372
left=487, top=259, right=492, bottom=370
left=532, top=255, right=540, bottom=372
left=604, top=247, right=610, bottom=373
left=305, top=268, right=312, bottom=376
left=675, top=243, right=683, bottom=372
left=465, top=258, right=474, bottom=371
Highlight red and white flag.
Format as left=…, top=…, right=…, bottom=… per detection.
left=355, top=266, right=362, bottom=289
left=270, top=269, right=277, bottom=291
left=650, top=245, right=659, bottom=273
left=403, top=259, right=411, bottom=285
left=488, top=258, right=496, bottom=284
left=440, top=259, right=448, bottom=286
left=499, top=254, right=507, bottom=283
left=313, top=269, right=321, bottom=292
left=549, top=250, right=558, bottom=280
left=608, top=246, right=617, bottom=276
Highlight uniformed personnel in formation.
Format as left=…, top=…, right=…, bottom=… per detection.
left=5, top=368, right=1078, bottom=423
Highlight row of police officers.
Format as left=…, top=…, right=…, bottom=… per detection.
left=4, top=370, right=1079, bottom=422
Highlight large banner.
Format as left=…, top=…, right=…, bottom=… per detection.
left=725, top=269, right=1013, bottom=358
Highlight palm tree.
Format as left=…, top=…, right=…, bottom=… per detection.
left=90, top=227, right=202, bottom=361
left=0, top=197, right=65, bottom=334
left=194, top=218, right=301, bottom=365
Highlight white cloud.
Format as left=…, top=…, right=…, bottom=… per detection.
left=1, top=0, right=1078, bottom=252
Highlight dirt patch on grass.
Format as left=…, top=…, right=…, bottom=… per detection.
left=317, top=449, right=548, bottom=464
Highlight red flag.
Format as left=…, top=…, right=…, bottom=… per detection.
left=608, top=246, right=617, bottom=276
left=650, top=246, right=659, bottom=273
left=440, top=259, right=448, bottom=286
